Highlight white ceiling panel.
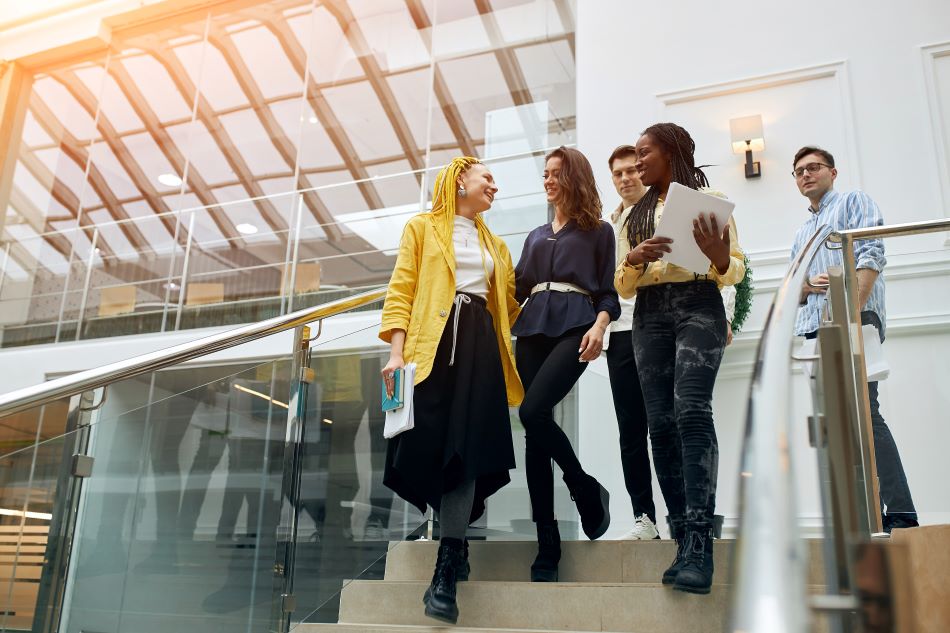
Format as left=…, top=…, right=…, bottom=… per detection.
left=492, top=0, right=566, bottom=43
left=287, top=8, right=362, bottom=84
left=218, top=108, right=289, bottom=176
left=119, top=54, right=194, bottom=122
left=230, top=25, right=304, bottom=99
left=122, top=132, right=180, bottom=193
left=21, top=111, right=54, bottom=148
left=349, top=0, right=430, bottom=71
left=386, top=69, right=456, bottom=147
left=168, top=121, right=236, bottom=185
left=32, top=77, right=98, bottom=141
left=88, top=143, right=140, bottom=200
left=75, top=66, right=145, bottom=133
left=323, top=81, right=403, bottom=160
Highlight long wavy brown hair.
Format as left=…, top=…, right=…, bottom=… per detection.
left=546, top=146, right=602, bottom=231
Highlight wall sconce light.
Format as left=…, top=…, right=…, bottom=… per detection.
left=729, top=115, right=765, bottom=179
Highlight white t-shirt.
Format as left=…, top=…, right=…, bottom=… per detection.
left=453, top=215, right=493, bottom=299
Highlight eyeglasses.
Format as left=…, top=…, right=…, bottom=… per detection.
left=792, top=162, right=832, bottom=179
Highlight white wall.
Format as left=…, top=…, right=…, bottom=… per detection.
left=576, top=0, right=950, bottom=533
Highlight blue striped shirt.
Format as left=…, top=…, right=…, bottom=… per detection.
left=789, top=189, right=887, bottom=336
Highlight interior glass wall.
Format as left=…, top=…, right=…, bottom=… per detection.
left=0, top=0, right=577, bottom=348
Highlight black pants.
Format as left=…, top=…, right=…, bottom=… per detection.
left=633, top=282, right=726, bottom=526
left=606, top=330, right=656, bottom=524
left=806, top=311, right=917, bottom=521
left=516, top=325, right=590, bottom=523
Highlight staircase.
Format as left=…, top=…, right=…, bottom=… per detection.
left=299, top=538, right=825, bottom=632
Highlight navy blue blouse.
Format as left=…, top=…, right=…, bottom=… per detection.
left=512, top=219, right=621, bottom=337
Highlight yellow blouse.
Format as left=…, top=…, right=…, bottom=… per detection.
left=614, top=190, right=746, bottom=299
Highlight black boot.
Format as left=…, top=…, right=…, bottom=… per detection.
left=458, top=538, right=470, bottom=581
left=530, top=520, right=561, bottom=582
left=564, top=472, right=610, bottom=540
left=424, top=538, right=469, bottom=605
left=673, top=524, right=714, bottom=595
left=661, top=515, right=687, bottom=585
left=423, top=538, right=465, bottom=624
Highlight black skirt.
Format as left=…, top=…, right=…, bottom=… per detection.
left=384, top=292, right=516, bottom=521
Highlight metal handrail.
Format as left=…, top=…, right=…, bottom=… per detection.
left=0, top=286, right=387, bottom=418
left=829, top=216, right=950, bottom=241
left=730, top=224, right=835, bottom=633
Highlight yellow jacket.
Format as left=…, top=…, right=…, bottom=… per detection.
left=379, top=212, right=524, bottom=406
left=614, top=190, right=745, bottom=299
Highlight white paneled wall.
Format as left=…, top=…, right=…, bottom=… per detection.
left=577, top=0, right=950, bottom=534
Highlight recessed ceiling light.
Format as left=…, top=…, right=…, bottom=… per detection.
left=308, top=116, right=318, bottom=124
left=236, top=223, right=258, bottom=235
left=158, top=173, right=183, bottom=187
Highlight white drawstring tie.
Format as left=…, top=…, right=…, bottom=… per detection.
left=448, top=293, right=472, bottom=366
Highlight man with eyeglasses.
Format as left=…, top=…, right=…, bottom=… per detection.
left=789, top=145, right=918, bottom=534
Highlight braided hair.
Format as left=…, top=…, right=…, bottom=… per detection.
left=623, top=123, right=710, bottom=249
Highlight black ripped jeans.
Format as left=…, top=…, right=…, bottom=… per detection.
left=632, top=282, right=726, bottom=526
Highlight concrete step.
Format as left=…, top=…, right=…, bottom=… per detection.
left=337, top=579, right=732, bottom=632
left=383, top=539, right=826, bottom=585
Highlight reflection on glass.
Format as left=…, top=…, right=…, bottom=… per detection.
left=0, top=0, right=576, bottom=345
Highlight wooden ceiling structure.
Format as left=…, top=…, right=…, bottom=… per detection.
left=2, top=0, right=576, bottom=292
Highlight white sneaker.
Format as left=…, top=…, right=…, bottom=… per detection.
left=620, top=514, right=660, bottom=540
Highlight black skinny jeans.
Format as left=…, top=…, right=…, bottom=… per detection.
left=605, top=330, right=656, bottom=524
left=633, top=282, right=726, bottom=526
left=516, top=325, right=590, bottom=523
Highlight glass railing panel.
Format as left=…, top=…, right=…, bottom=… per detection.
left=0, top=337, right=302, bottom=632
left=287, top=330, right=425, bottom=628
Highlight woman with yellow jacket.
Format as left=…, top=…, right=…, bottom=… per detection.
left=379, top=156, right=522, bottom=625
left=614, top=123, right=745, bottom=596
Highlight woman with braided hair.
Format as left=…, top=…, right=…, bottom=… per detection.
left=615, top=123, right=746, bottom=595
left=380, top=157, right=523, bottom=624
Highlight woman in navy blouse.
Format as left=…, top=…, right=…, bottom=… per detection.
left=513, top=146, right=620, bottom=582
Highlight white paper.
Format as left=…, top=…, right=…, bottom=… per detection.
left=384, top=362, right=416, bottom=439
left=796, top=326, right=889, bottom=382
left=862, top=324, right=890, bottom=382
left=654, top=183, right=736, bottom=274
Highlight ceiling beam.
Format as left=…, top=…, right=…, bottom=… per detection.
left=323, top=0, right=426, bottom=176
left=8, top=185, right=73, bottom=258
left=146, top=40, right=288, bottom=242
left=204, top=27, right=342, bottom=241
left=471, top=0, right=533, bottom=107
left=257, top=14, right=387, bottom=212
left=403, top=0, right=478, bottom=158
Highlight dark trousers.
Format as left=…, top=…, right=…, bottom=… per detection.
left=807, top=311, right=917, bottom=520
left=515, top=326, right=590, bottom=523
left=605, top=329, right=656, bottom=524
left=633, top=282, right=726, bottom=526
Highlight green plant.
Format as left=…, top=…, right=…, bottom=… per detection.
left=731, top=254, right=753, bottom=333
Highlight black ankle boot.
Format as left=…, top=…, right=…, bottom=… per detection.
left=564, top=472, right=610, bottom=540
left=530, top=520, right=561, bottom=582
left=458, top=538, right=470, bottom=581
left=425, top=538, right=469, bottom=606
left=424, top=538, right=465, bottom=623
left=661, top=516, right=687, bottom=585
left=673, top=524, right=714, bottom=595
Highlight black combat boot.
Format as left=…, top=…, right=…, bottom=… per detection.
left=423, top=537, right=465, bottom=624
left=530, top=520, right=561, bottom=582
left=661, top=515, right=687, bottom=585
left=564, top=471, right=610, bottom=540
left=673, top=523, right=714, bottom=595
